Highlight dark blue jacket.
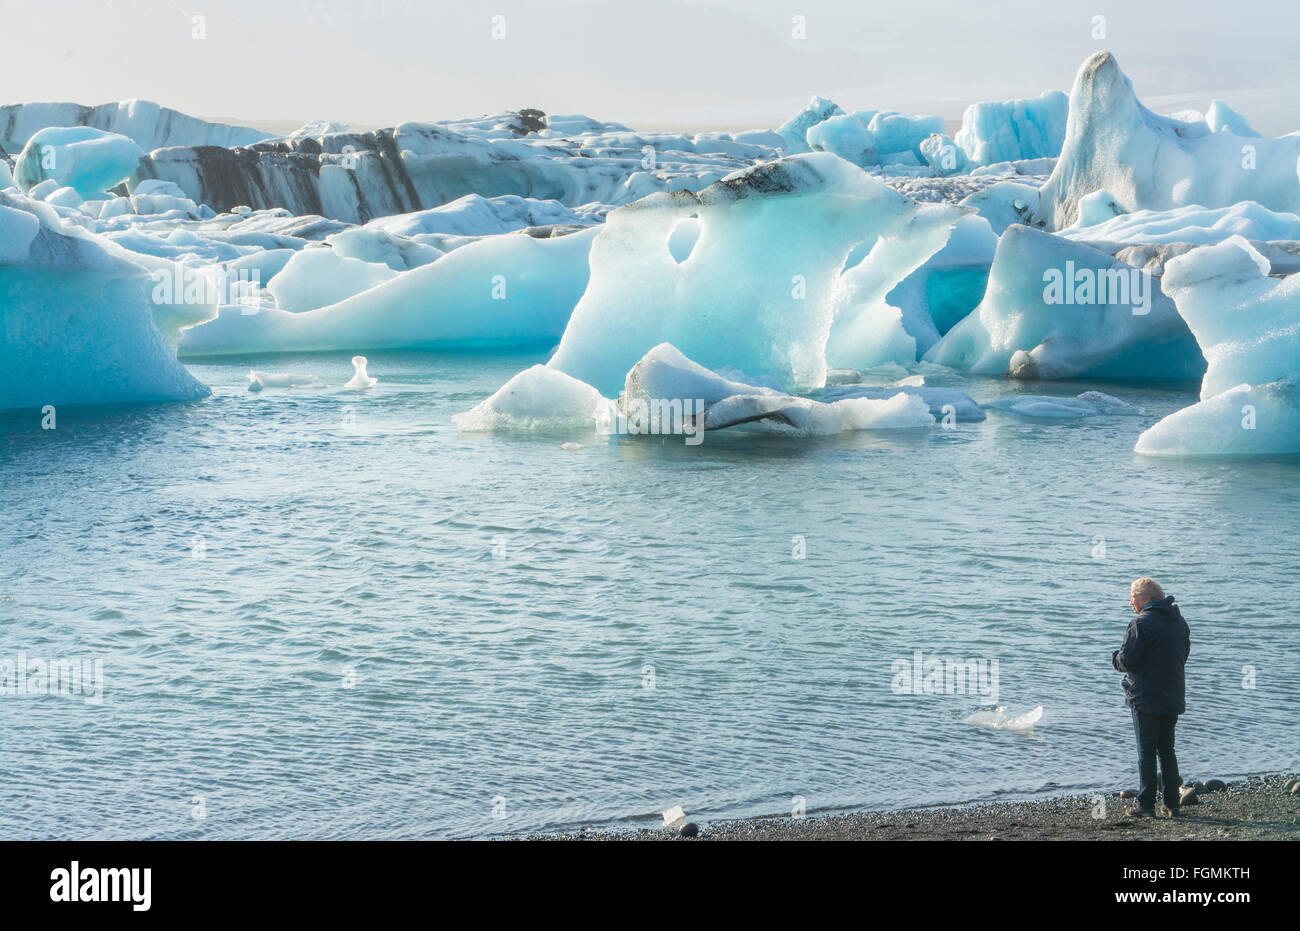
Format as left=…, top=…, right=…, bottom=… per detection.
left=1112, top=595, right=1190, bottom=716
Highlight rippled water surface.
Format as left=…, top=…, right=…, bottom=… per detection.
left=2, top=351, right=1297, bottom=838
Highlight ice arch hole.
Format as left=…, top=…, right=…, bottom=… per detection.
left=667, top=215, right=701, bottom=264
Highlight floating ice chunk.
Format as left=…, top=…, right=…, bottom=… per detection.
left=247, top=370, right=326, bottom=391
left=549, top=154, right=970, bottom=395
left=179, top=226, right=598, bottom=357
left=777, top=96, right=843, bottom=154
left=809, top=384, right=985, bottom=422
left=806, top=114, right=877, bottom=167
left=14, top=127, right=145, bottom=198
left=1136, top=237, right=1300, bottom=456
left=1135, top=381, right=1299, bottom=456
left=1162, top=237, right=1294, bottom=399
left=452, top=364, right=615, bottom=433
left=619, top=343, right=935, bottom=436
left=344, top=355, right=377, bottom=390
left=924, top=225, right=1205, bottom=380
left=697, top=390, right=933, bottom=435
left=987, top=391, right=1143, bottom=419
left=622, top=343, right=779, bottom=407
left=0, top=192, right=207, bottom=409
left=1036, top=52, right=1300, bottom=229
left=267, top=248, right=398, bottom=313
left=964, top=705, right=1043, bottom=731
left=955, top=92, right=1068, bottom=166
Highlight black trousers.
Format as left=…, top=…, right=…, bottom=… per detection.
left=1131, top=710, right=1180, bottom=810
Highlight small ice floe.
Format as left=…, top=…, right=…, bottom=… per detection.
left=247, top=370, right=325, bottom=392
left=986, top=391, right=1142, bottom=419
left=662, top=805, right=687, bottom=828
left=560, top=442, right=583, bottom=450
left=344, top=355, right=378, bottom=389
left=964, top=705, right=1044, bottom=731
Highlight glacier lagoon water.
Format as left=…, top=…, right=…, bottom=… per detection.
left=2, top=350, right=1296, bottom=839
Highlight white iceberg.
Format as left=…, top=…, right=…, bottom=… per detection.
left=954, top=92, right=1068, bottom=167
left=14, top=127, right=145, bottom=198
left=1136, top=237, right=1300, bottom=456
left=806, top=114, right=877, bottom=167
left=1037, top=52, right=1300, bottom=229
left=548, top=154, right=973, bottom=395
left=452, top=364, right=615, bottom=433
left=179, top=226, right=599, bottom=356
left=0, top=192, right=208, bottom=409
left=0, top=99, right=270, bottom=152
left=618, top=344, right=936, bottom=436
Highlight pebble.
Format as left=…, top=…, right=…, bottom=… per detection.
left=1118, top=789, right=1137, bottom=798
left=1179, top=786, right=1200, bottom=806
left=1203, top=779, right=1227, bottom=792
left=680, top=822, right=699, bottom=838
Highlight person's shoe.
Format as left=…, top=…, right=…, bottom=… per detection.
left=1129, top=806, right=1157, bottom=819
left=1165, top=805, right=1181, bottom=818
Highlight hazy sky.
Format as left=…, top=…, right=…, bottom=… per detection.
left=5, top=0, right=1298, bottom=134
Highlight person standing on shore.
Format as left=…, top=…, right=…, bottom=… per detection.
left=1112, top=577, right=1191, bottom=817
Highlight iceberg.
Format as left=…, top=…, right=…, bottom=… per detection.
left=0, top=99, right=270, bottom=152
left=777, top=97, right=843, bottom=154
left=1136, top=237, right=1300, bottom=456
left=452, top=364, right=615, bottom=433
left=457, top=343, right=935, bottom=439
left=0, top=192, right=208, bottom=409
left=136, top=113, right=764, bottom=223
left=954, top=92, right=1068, bottom=167
left=548, top=154, right=974, bottom=395
left=178, top=225, right=599, bottom=356
left=806, top=114, right=877, bottom=168
left=14, top=127, right=145, bottom=198
left=619, top=343, right=935, bottom=435
left=1036, top=53, right=1300, bottom=229
left=925, top=225, right=1206, bottom=380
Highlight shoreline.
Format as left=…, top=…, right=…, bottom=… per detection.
left=525, top=773, right=1300, bottom=841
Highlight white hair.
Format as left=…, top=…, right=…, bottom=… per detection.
left=1131, top=577, right=1165, bottom=602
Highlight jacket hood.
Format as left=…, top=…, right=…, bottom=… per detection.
left=1142, top=594, right=1181, bottom=620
